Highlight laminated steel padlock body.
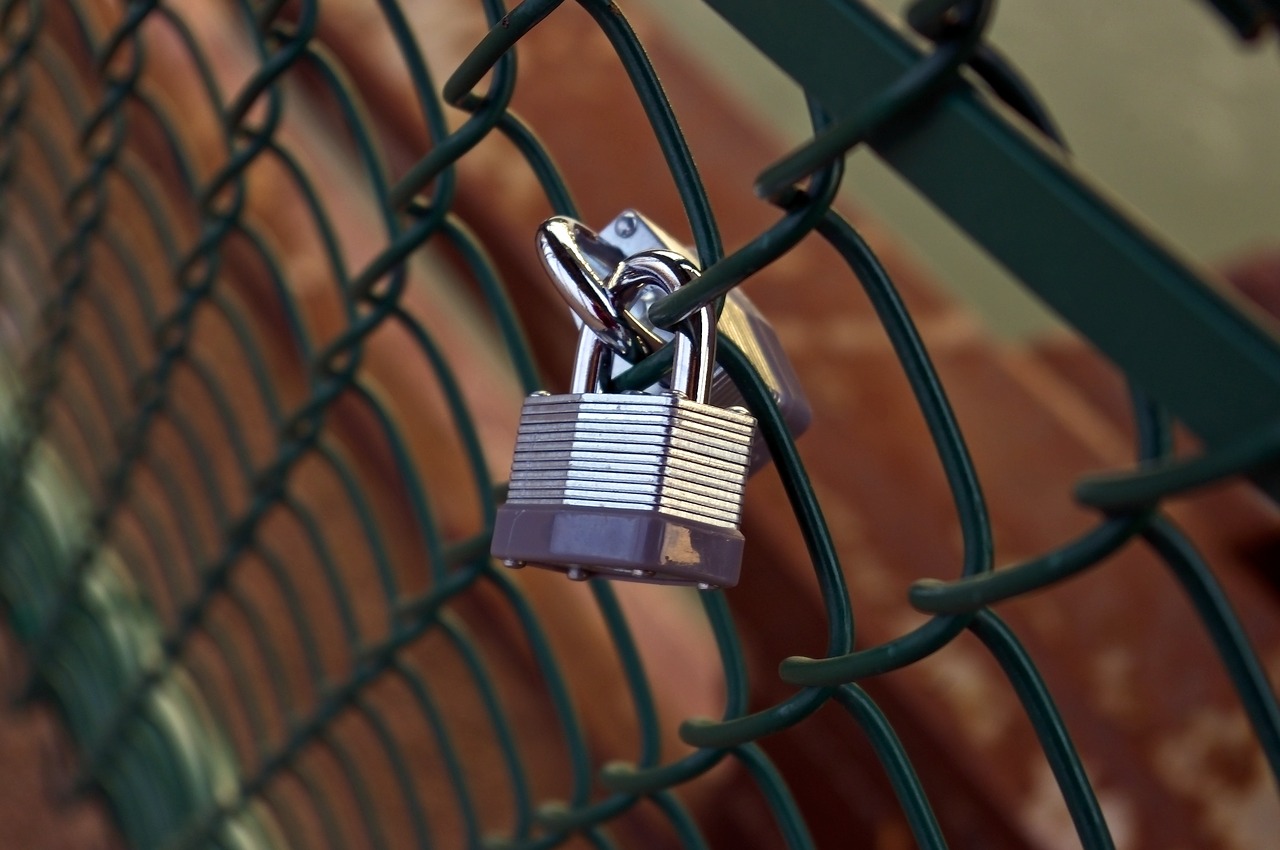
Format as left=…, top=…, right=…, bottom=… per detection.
left=491, top=297, right=756, bottom=589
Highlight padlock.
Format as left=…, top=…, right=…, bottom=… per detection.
left=536, top=211, right=810, bottom=472
left=490, top=256, right=755, bottom=589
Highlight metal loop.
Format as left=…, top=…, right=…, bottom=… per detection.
left=564, top=246, right=715, bottom=403
left=535, top=216, right=636, bottom=357
left=612, top=248, right=701, bottom=352
left=617, top=249, right=714, bottom=403
left=568, top=323, right=613, bottom=394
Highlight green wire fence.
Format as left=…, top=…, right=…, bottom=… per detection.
left=1, top=0, right=1278, bottom=848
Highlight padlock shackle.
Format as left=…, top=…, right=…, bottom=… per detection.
left=569, top=324, right=613, bottom=394
left=617, top=251, right=715, bottom=403
left=537, top=217, right=706, bottom=362
left=536, top=218, right=640, bottom=359
left=565, top=250, right=715, bottom=402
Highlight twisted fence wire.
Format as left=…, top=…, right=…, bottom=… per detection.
left=0, top=0, right=1277, bottom=848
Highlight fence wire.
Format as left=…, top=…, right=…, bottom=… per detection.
left=0, top=1, right=1278, bottom=848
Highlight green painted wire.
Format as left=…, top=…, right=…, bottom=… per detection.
left=384, top=306, right=500, bottom=563
left=322, top=735, right=396, bottom=850
left=0, top=27, right=102, bottom=489
left=1076, top=421, right=1280, bottom=511
left=675, top=334, right=852, bottom=749
left=49, top=0, right=343, bottom=783
left=491, top=110, right=580, bottom=219
left=534, top=791, right=646, bottom=834
left=969, top=611, right=1115, bottom=849
left=1143, top=514, right=1280, bottom=787
left=909, top=509, right=1152, bottom=613
left=834, top=685, right=946, bottom=849
left=605, top=224, right=854, bottom=749
left=648, top=791, right=712, bottom=850
left=138, top=294, right=509, bottom=850
left=583, top=827, right=623, bottom=850
left=388, top=0, right=517, bottom=210
left=17, top=0, right=274, bottom=685
left=441, top=0, right=562, bottom=104
left=5, top=1, right=1279, bottom=849
left=599, top=591, right=748, bottom=795
left=731, top=743, right=817, bottom=850
left=354, top=695, right=439, bottom=848
left=71, top=0, right=482, bottom=787
left=168, top=607, right=461, bottom=850
left=647, top=94, right=840, bottom=330
left=901, top=54, right=1184, bottom=616
left=753, top=0, right=993, bottom=202
left=575, top=0, right=721, bottom=267
left=289, top=763, right=351, bottom=850
left=590, top=583, right=662, bottom=767
left=479, top=569, right=591, bottom=805
left=371, top=671, right=483, bottom=847
left=440, top=214, right=546, bottom=394
left=14, top=69, right=192, bottom=675
left=781, top=208, right=992, bottom=686
left=434, top=617, right=537, bottom=840
left=443, top=0, right=722, bottom=267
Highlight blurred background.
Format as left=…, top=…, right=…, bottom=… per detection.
left=5, top=1, right=1280, bottom=848
left=634, top=0, right=1280, bottom=337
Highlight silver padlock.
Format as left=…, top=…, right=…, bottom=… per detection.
left=490, top=256, right=755, bottom=589
left=536, top=211, right=810, bottom=472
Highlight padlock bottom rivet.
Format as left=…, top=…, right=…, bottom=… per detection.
left=502, top=559, right=525, bottom=569
left=566, top=567, right=590, bottom=582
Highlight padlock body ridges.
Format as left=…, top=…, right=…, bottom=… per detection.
left=492, top=391, right=756, bottom=587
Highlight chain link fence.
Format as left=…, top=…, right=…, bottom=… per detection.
left=2, top=0, right=1279, bottom=848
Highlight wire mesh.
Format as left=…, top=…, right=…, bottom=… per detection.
left=0, top=1, right=1278, bottom=848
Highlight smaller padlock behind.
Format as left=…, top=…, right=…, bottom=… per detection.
left=491, top=252, right=755, bottom=589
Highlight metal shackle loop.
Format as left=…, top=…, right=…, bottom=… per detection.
left=570, top=294, right=721, bottom=404
left=615, top=249, right=716, bottom=404
left=567, top=248, right=716, bottom=403
left=569, top=323, right=614, bottom=394
left=535, top=217, right=642, bottom=359
left=538, top=210, right=717, bottom=403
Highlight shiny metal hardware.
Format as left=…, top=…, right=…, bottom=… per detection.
left=535, top=210, right=812, bottom=471
left=535, top=217, right=641, bottom=360
left=491, top=248, right=755, bottom=589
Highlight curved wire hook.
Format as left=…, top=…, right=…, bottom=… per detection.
left=754, top=0, right=995, bottom=201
